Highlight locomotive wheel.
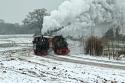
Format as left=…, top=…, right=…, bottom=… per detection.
left=54, top=48, right=69, bottom=55
left=34, top=50, right=48, bottom=56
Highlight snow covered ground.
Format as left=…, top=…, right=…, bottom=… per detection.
left=0, top=34, right=125, bottom=83
left=0, top=34, right=33, bottom=52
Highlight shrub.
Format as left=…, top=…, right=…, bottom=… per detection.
left=85, top=36, right=103, bottom=56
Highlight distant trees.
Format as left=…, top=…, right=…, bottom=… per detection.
left=103, top=27, right=124, bottom=41
left=23, top=8, right=49, bottom=34
left=0, top=19, right=5, bottom=23
left=0, top=21, right=21, bottom=34
left=0, top=20, right=39, bottom=34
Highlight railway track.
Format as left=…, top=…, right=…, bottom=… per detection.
left=58, top=55, right=125, bottom=65
left=0, top=47, right=125, bottom=70
left=44, top=55, right=125, bottom=70
left=0, top=47, right=125, bottom=83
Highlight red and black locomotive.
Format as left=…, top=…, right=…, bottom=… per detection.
left=52, top=36, right=70, bottom=55
left=33, top=35, right=70, bottom=56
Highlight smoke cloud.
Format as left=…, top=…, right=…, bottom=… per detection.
left=42, top=0, right=125, bottom=38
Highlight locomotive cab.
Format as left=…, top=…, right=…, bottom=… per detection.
left=33, top=35, right=49, bottom=56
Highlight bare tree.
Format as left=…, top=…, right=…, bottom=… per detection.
left=23, top=8, right=49, bottom=34
left=85, top=36, right=103, bottom=56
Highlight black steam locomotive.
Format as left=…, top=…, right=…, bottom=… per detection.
left=33, top=35, right=70, bottom=56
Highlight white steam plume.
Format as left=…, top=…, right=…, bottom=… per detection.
left=42, top=0, right=91, bottom=36
left=42, top=0, right=125, bottom=38
left=115, top=0, right=125, bottom=35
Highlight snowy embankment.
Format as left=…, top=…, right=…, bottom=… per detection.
left=0, top=35, right=125, bottom=83
left=1, top=52, right=125, bottom=83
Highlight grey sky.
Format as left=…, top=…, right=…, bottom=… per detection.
left=0, top=0, right=64, bottom=24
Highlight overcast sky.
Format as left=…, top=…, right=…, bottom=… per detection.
left=0, top=0, right=64, bottom=24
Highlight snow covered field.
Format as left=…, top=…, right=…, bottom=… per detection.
left=0, top=34, right=125, bottom=83
left=0, top=34, right=33, bottom=52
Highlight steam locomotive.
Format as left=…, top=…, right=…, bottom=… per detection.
left=33, top=35, right=70, bottom=56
